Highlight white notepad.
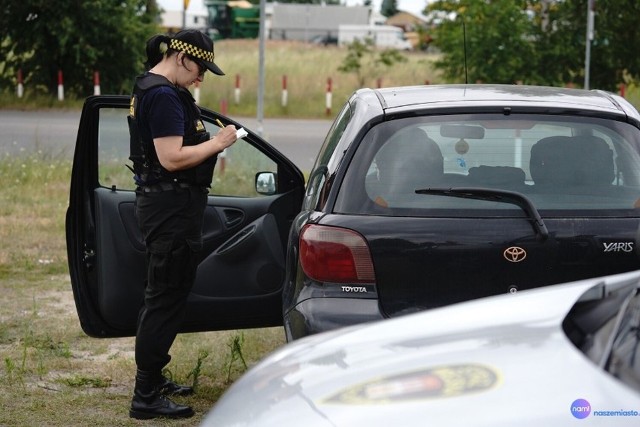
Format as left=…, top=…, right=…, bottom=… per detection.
left=236, top=128, right=248, bottom=139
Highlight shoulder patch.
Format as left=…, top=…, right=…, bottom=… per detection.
left=129, top=96, right=136, bottom=117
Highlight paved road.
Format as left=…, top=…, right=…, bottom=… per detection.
left=0, top=110, right=333, bottom=172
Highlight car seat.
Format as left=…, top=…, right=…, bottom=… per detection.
left=530, top=135, right=614, bottom=189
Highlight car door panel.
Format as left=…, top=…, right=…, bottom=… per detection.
left=67, top=95, right=304, bottom=338
left=194, top=212, right=285, bottom=298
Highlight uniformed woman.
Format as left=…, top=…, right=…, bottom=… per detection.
left=127, top=29, right=238, bottom=420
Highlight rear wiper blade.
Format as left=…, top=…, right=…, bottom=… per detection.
left=415, top=187, right=548, bottom=241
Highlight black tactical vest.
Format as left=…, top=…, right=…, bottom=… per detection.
left=128, top=73, right=217, bottom=187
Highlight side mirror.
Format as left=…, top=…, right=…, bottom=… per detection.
left=255, top=171, right=277, bottom=195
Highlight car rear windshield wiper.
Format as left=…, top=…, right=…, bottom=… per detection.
left=415, top=187, right=549, bottom=241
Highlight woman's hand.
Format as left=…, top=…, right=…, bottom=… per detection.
left=154, top=125, right=238, bottom=172
left=212, top=125, right=238, bottom=152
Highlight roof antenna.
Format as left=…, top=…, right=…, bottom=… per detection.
left=463, top=19, right=468, bottom=84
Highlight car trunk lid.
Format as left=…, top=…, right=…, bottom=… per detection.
left=332, top=215, right=640, bottom=318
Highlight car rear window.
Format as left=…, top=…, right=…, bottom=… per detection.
left=334, top=114, right=640, bottom=216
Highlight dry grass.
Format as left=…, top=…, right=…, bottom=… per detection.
left=0, top=154, right=285, bottom=426
left=3, top=39, right=638, bottom=117
left=197, top=39, right=441, bottom=117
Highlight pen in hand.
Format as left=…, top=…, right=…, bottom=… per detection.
left=215, top=118, right=245, bottom=141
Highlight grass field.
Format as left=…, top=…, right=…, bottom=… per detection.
left=4, top=39, right=639, bottom=116
left=1, top=39, right=441, bottom=117
left=199, top=40, right=441, bottom=118
left=0, top=153, right=288, bottom=426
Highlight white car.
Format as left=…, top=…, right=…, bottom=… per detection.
left=202, top=271, right=640, bottom=426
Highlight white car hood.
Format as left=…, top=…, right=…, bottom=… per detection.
left=203, top=271, right=640, bottom=426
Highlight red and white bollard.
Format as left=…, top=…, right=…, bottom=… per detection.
left=281, top=75, right=288, bottom=107
left=193, top=80, right=201, bottom=104
left=93, top=71, right=101, bottom=96
left=17, top=69, right=24, bottom=98
left=325, top=77, right=332, bottom=116
left=220, top=98, right=228, bottom=116
left=57, top=70, right=64, bottom=101
left=620, top=83, right=626, bottom=98
left=234, top=74, right=240, bottom=104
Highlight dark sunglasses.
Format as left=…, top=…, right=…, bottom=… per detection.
left=183, top=55, right=206, bottom=77
left=194, top=59, right=206, bottom=77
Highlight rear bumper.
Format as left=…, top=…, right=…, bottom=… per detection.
left=284, top=297, right=385, bottom=341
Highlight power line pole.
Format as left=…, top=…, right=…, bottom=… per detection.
left=584, top=0, right=595, bottom=89
left=257, top=0, right=266, bottom=136
left=183, top=0, right=189, bottom=29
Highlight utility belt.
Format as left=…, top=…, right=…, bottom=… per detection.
left=138, top=181, right=207, bottom=193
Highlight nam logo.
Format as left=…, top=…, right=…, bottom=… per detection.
left=571, top=398, right=591, bottom=419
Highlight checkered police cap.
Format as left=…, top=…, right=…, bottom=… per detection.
left=170, top=30, right=224, bottom=76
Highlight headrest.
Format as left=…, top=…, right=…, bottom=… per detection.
left=530, top=135, right=614, bottom=186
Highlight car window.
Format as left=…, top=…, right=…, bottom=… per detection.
left=303, top=102, right=352, bottom=210
left=335, top=114, right=640, bottom=215
left=97, top=107, right=277, bottom=196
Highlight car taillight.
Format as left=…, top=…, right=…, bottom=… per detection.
left=299, top=224, right=375, bottom=283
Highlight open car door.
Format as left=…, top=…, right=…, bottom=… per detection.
left=66, top=96, right=305, bottom=338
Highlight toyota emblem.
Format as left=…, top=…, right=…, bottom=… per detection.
left=504, top=246, right=526, bottom=262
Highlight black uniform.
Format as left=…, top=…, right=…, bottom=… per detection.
left=128, top=72, right=216, bottom=375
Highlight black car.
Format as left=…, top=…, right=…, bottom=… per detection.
left=66, top=85, right=640, bottom=342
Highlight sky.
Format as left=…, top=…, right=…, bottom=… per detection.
left=158, top=1, right=429, bottom=17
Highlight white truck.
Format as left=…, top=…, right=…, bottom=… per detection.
left=338, top=24, right=413, bottom=50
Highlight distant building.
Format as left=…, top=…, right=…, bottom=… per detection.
left=159, top=2, right=393, bottom=44
left=385, top=11, right=430, bottom=51
left=270, top=4, right=372, bottom=43
left=385, top=11, right=427, bottom=32
left=161, top=9, right=209, bottom=33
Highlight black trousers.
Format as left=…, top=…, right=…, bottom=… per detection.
left=134, top=185, right=208, bottom=373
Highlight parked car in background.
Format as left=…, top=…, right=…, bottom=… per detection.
left=338, top=24, right=413, bottom=50
left=201, top=271, right=640, bottom=427
left=310, top=34, right=338, bottom=46
left=66, top=84, right=640, bottom=343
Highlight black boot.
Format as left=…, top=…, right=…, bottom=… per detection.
left=158, top=376, right=194, bottom=396
left=129, top=370, right=194, bottom=420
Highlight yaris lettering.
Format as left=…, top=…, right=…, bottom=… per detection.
left=603, top=242, right=634, bottom=253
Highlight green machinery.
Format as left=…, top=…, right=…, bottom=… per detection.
left=204, top=0, right=260, bottom=39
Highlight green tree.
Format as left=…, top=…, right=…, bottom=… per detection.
left=544, top=0, right=640, bottom=91
left=338, top=37, right=407, bottom=88
left=427, top=0, right=536, bottom=84
left=381, top=0, right=399, bottom=17
left=0, top=0, right=161, bottom=97
left=427, top=0, right=640, bottom=91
